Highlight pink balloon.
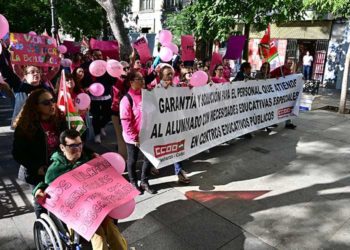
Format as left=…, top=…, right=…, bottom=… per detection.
left=58, top=45, right=67, bottom=54
left=0, top=14, right=9, bottom=39
left=101, top=152, right=125, bottom=174
left=106, top=59, right=123, bottom=78
left=164, top=42, right=178, bottom=54
left=159, top=30, right=172, bottom=45
left=89, top=83, right=105, bottom=96
left=190, top=70, right=208, bottom=87
left=108, top=199, right=136, bottom=219
left=89, top=60, right=107, bottom=77
left=28, top=31, right=37, bottom=36
left=75, top=93, right=91, bottom=110
left=60, top=58, right=72, bottom=67
left=159, top=47, right=173, bottom=62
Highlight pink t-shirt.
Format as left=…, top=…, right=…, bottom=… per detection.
left=41, top=121, right=59, bottom=157
left=120, top=88, right=142, bottom=144
left=212, top=76, right=228, bottom=84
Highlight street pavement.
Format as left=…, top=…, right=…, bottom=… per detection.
left=1, top=90, right=350, bottom=249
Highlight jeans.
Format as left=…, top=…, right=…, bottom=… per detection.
left=174, top=162, right=183, bottom=175
left=126, top=143, right=152, bottom=183
left=90, top=99, right=112, bottom=135
left=303, top=65, right=311, bottom=80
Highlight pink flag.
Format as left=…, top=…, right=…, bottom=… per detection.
left=133, top=37, right=152, bottom=64
left=39, top=156, right=139, bottom=240
left=181, top=35, right=195, bottom=61
left=90, top=38, right=119, bottom=59
left=209, top=52, right=223, bottom=74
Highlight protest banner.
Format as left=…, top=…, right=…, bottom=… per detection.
left=9, top=33, right=60, bottom=67
left=181, top=35, right=195, bottom=62
left=39, top=156, right=139, bottom=240
left=140, top=74, right=303, bottom=168
left=133, top=37, right=152, bottom=64
left=90, top=38, right=119, bottom=59
left=224, top=35, right=246, bottom=60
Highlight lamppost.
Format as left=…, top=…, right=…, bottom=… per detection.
left=50, top=0, right=56, bottom=37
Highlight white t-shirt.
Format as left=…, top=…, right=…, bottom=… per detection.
left=303, top=55, right=313, bottom=66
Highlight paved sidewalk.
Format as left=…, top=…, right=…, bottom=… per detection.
left=1, top=93, right=350, bottom=249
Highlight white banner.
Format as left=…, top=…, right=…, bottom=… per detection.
left=140, top=74, right=304, bottom=168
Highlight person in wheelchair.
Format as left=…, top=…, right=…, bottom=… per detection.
left=33, top=129, right=127, bottom=250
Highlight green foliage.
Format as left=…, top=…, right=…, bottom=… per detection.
left=303, top=0, right=350, bottom=17
left=0, top=0, right=132, bottom=40
left=165, top=0, right=306, bottom=42
left=0, top=0, right=51, bottom=33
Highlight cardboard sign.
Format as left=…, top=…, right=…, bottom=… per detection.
left=90, top=38, right=119, bottom=59
left=181, top=35, right=195, bottom=61
left=9, top=33, right=60, bottom=67
left=133, top=37, right=152, bottom=64
left=39, top=156, right=139, bottom=240
left=224, top=36, right=245, bottom=60
left=63, top=40, right=81, bottom=54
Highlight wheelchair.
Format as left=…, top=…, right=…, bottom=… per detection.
left=33, top=212, right=91, bottom=250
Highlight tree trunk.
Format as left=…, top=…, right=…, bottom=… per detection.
left=95, top=0, right=132, bottom=61
left=339, top=45, right=350, bottom=114
left=242, top=23, right=250, bottom=61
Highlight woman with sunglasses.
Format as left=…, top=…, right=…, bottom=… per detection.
left=120, top=70, right=156, bottom=194
left=12, top=89, right=66, bottom=217
left=212, top=64, right=229, bottom=83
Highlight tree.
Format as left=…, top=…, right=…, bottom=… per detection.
left=165, top=0, right=306, bottom=59
left=304, top=0, right=350, bottom=113
left=95, top=0, right=132, bottom=60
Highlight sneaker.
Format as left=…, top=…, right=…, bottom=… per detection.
left=150, top=166, right=160, bottom=176
left=100, top=128, right=107, bottom=137
left=285, top=123, right=297, bottom=129
left=177, top=170, right=191, bottom=184
left=131, top=181, right=142, bottom=193
left=94, top=134, right=101, bottom=144
left=140, top=182, right=156, bottom=194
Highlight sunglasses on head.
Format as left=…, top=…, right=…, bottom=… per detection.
left=38, top=98, right=56, bottom=106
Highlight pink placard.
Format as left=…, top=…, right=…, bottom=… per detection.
left=63, top=40, right=81, bottom=54
left=133, top=37, right=152, bottom=64
left=181, top=35, right=195, bottom=61
left=39, top=156, right=139, bottom=240
left=90, top=38, right=120, bottom=59
left=209, top=52, right=223, bottom=74
left=9, top=33, right=60, bottom=67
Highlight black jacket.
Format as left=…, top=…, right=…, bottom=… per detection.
left=12, top=120, right=66, bottom=185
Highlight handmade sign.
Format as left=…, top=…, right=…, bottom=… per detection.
left=140, top=74, right=303, bottom=168
left=133, top=37, right=152, bottom=64
left=224, top=35, right=246, bottom=60
left=181, top=35, right=195, bottom=62
left=90, top=38, right=119, bottom=59
left=39, top=156, right=139, bottom=240
left=9, top=33, right=60, bottom=67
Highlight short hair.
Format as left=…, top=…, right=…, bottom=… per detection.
left=124, top=70, right=142, bottom=86
left=240, top=62, right=251, bottom=71
left=59, top=129, right=81, bottom=145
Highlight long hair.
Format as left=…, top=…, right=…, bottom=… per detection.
left=13, top=89, right=64, bottom=139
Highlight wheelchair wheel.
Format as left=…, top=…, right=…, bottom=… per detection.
left=40, top=213, right=64, bottom=250
left=33, top=218, right=58, bottom=250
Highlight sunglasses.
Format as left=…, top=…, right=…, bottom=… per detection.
left=38, top=98, right=56, bottom=106
left=123, top=67, right=130, bottom=71
left=65, top=143, right=83, bottom=149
